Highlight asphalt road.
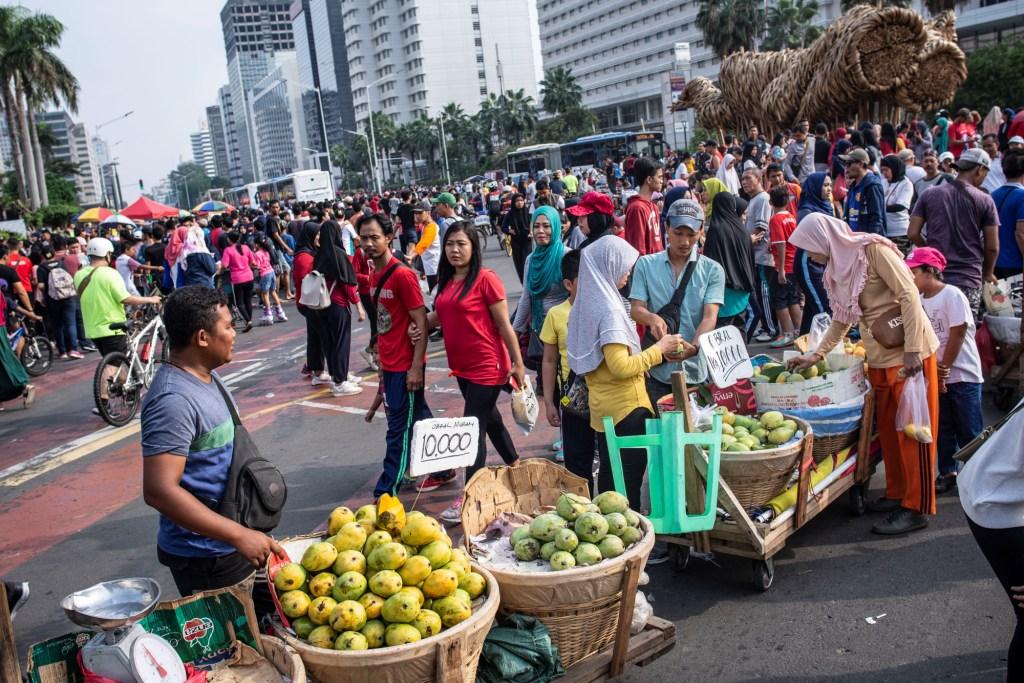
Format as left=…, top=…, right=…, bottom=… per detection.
left=0, top=239, right=1015, bottom=681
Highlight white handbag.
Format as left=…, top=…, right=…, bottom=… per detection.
left=300, top=270, right=335, bottom=310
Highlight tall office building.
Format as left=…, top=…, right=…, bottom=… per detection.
left=190, top=123, right=217, bottom=177
left=0, top=118, right=12, bottom=171
left=205, top=104, right=232, bottom=179
left=290, top=0, right=355, bottom=178
left=92, top=135, right=118, bottom=208
left=70, top=123, right=102, bottom=206
left=220, top=0, right=296, bottom=185
left=343, top=0, right=542, bottom=126
left=251, top=53, right=308, bottom=177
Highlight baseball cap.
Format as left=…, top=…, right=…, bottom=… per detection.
left=413, top=200, right=432, bottom=212
left=666, top=198, right=704, bottom=230
left=897, top=148, right=915, bottom=162
left=938, top=151, right=955, bottom=163
left=905, top=247, right=947, bottom=272
left=1009, top=135, right=1024, bottom=145
left=430, top=191, right=457, bottom=207
left=839, top=148, right=871, bottom=165
left=955, top=147, right=991, bottom=170
left=566, top=191, right=614, bottom=217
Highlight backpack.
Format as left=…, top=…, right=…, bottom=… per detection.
left=300, top=270, right=334, bottom=309
left=45, top=260, right=76, bottom=300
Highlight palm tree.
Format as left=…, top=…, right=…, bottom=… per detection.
left=367, top=111, right=396, bottom=184
left=762, top=0, right=822, bottom=51
left=539, top=67, right=582, bottom=115
left=498, top=89, right=538, bottom=145
left=477, top=93, right=503, bottom=146
left=697, top=0, right=765, bottom=59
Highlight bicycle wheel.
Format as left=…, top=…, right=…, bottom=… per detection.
left=20, top=335, right=54, bottom=377
left=93, top=351, right=141, bottom=427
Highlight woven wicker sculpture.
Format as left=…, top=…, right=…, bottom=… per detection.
left=673, top=7, right=967, bottom=131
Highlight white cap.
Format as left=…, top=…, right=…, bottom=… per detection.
left=938, top=151, right=955, bottom=163
left=86, top=237, right=114, bottom=258
left=1010, top=135, right=1024, bottom=145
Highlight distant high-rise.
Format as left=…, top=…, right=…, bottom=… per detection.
left=220, top=0, right=296, bottom=185
left=251, top=53, right=307, bottom=177
left=205, top=104, right=231, bottom=179
left=190, top=124, right=217, bottom=178
left=36, top=111, right=102, bottom=206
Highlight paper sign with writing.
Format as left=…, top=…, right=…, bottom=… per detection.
left=698, top=325, right=753, bottom=388
left=408, top=417, right=480, bottom=477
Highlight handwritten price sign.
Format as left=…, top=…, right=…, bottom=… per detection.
left=408, top=417, right=480, bottom=477
left=698, top=325, right=753, bottom=388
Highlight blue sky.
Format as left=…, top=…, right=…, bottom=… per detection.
left=14, top=0, right=228, bottom=204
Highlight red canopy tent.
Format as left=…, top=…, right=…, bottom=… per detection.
left=121, top=196, right=180, bottom=221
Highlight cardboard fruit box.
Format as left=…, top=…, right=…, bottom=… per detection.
left=753, top=351, right=867, bottom=410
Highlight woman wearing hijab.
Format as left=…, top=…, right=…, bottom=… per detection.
left=292, top=219, right=327, bottom=380
left=703, top=192, right=756, bottom=329
left=696, top=177, right=728, bottom=219
left=787, top=214, right=939, bottom=536
left=501, top=193, right=532, bottom=283
left=879, top=155, right=914, bottom=255
left=932, top=115, right=950, bottom=154
left=567, top=236, right=683, bottom=509
left=164, top=224, right=190, bottom=288
left=716, top=146, right=741, bottom=195
left=315, top=219, right=362, bottom=396
left=180, top=225, right=217, bottom=288
left=794, top=172, right=835, bottom=334
left=512, top=206, right=568, bottom=392
left=568, top=191, right=618, bottom=250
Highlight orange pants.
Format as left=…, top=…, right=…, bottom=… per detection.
left=868, top=355, right=940, bottom=515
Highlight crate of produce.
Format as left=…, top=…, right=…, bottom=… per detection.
left=784, top=391, right=867, bottom=462
left=461, top=460, right=654, bottom=669
left=751, top=351, right=867, bottom=410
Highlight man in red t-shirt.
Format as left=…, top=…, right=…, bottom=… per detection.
left=767, top=186, right=802, bottom=348
left=623, top=157, right=664, bottom=255
left=358, top=212, right=433, bottom=499
left=5, top=237, right=33, bottom=290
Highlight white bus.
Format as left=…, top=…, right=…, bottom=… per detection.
left=225, top=182, right=260, bottom=207
left=506, top=143, right=562, bottom=180
left=256, top=170, right=334, bottom=204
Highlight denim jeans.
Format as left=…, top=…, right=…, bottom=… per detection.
left=48, top=298, right=79, bottom=354
left=937, top=381, right=983, bottom=476
left=373, top=369, right=432, bottom=499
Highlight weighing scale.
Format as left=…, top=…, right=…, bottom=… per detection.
left=61, top=577, right=186, bottom=683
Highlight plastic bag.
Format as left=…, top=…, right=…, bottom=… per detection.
left=983, top=279, right=1015, bottom=317
left=630, top=591, right=653, bottom=635
left=807, top=313, right=832, bottom=353
left=511, top=375, right=539, bottom=434
left=896, top=373, right=932, bottom=443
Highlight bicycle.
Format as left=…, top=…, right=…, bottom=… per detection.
left=10, top=312, right=53, bottom=377
left=93, top=304, right=168, bottom=426
left=473, top=213, right=492, bottom=252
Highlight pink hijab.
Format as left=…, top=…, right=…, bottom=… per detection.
left=788, top=214, right=899, bottom=325
left=164, top=226, right=189, bottom=267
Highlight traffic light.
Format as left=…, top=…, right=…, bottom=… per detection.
left=138, top=179, right=144, bottom=190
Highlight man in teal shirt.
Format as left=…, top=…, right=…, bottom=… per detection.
left=630, top=198, right=724, bottom=403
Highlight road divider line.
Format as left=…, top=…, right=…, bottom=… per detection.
left=295, top=400, right=383, bottom=418
left=0, top=422, right=141, bottom=487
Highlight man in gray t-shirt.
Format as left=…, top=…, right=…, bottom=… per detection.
left=740, top=168, right=779, bottom=341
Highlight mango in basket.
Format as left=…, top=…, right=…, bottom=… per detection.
left=333, top=549, right=366, bottom=575
left=292, top=616, right=315, bottom=639
left=331, top=522, right=368, bottom=553
left=574, top=511, right=609, bottom=543
left=620, top=526, right=644, bottom=546
left=605, top=513, right=628, bottom=537
left=355, top=504, right=377, bottom=535
left=423, top=569, right=459, bottom=598
left=334, top=631, right=368, bottom=651
left=384, top=623, right=421, bottom=646
left=308, top=596, right=337, bottom=625
left=398, top=555, right=432, bottom=586
left=308, top=572, right=337, bottom=598
left=327, top=506, right=356, bottom=535
left=760, top=411, right=785, bottom=429
left=399, top=586, right=425, bottom=607
left=382, top=592, right=420, bottom=623
left=400, top=514, right=443, bottom=547
left=368, top=542, right=408, bottom=571
left=509, top=525, right=532, bottom=548
left=595, top=491, right=629, bottom=516
left=274, top=563, right=307, bottom=592
left=529, top=512, right=568, bottom=542
left=540, top=541, right=557, bottom=561
left=376, top=493, right=406, bottom=535
left=362, top=530, right=393, bottom=558
left=433, top=596, right=472, bottom=628
left=332, top=571, right=367, bottom=602
left=368, top=570, right=403, bottom=598
left=550, top=550, right=576, bottom=570
left=307, top=625, right=337, bottom=649
left=301, top=542, right=338, bottom=573
left=598, top=535, right=625, bottom=559
left=330, top=600, right=367, bottom=632
left=458, top=572, right=486, bottom=599
left=358, top=592, right=385, bottom=620
left=768, top=426, right=796, bottom=445
left=280, top=590, right=311, bottom=619
left=514, top=537, right=541, bottom=561
left=624, top=510, right=641, bottom=528
left=361, top=620, right=386, bottom=648
left=554, top=528, right=579, bottom=552
left=445, top=548, right=471, bottom=577
left=574, top=542, right=603, bottom=567
left=556, top=492, right=591, bottom=521
left=412, top=609, right=443, bottom=638
left=420, top=540, right=453, bottom=569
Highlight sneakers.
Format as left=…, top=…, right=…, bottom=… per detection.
left=301, top=365, right=313, bottom=377
left=259, top=308, right=274, bottom=326
left=555, top=450, right=564, bottom=463
left=360, top=348, right=379, bottom=372
left=22, top=384, right=35, bottom=408
left=68, top=350, right=84, bottom=360
left=935, top=473, right=957, bottom=494
left=348, top=373, right=363, bottom=384
left=416, top=471, right=456, bottom=492
left=866, top=496, right=901, bottom=513
left=81, top=342, right=97, bottom=353
left=551, top=440, right=562, bottom=452
left=753, top=332, right=774, bottom=343
left=242, top=321, right=253, bottom=333
left=274, top=306, right=288, bottom=323
left=330, top=381, right=362, bottom=396
left=57, top=353, right=69, bottom=361
left=871, top=507, right=929, bottom=535
left=440, top=497, right=463, bottom=525
left=768, top=334, right=793, bottom=349
left=311, top=372, right=332, bottom=386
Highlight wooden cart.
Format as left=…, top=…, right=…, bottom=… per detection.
left=561, top=617, right=676, bottom=682
left=662, top=374, right=877, bottom=590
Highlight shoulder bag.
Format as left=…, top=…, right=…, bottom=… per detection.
left=869, top=305, right=905, bottom=349
left=212, top=376, right=287, bottom=532
left=955, top=397, right=1024, bottom=464
left=642, top=260, right=697, bottom=349
left=556, top=353, right=590, bottom=421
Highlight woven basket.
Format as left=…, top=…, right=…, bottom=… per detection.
left=461, top=460, right=655, bottom=669
left=811, top=428, right=859, bottom=463
left=720, top=415, right=812, bottom=509
left=259, top=635, right=307, bottom=683
left=270, top=537, right=500, bottom=683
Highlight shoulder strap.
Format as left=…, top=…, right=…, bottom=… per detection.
left=372, top=262, right=402, bottom=305
left=76, top=269, right=97, bottom=297
left=211, top=374, right=242, bottom=427
left=669, top=259, right=698, bottom=308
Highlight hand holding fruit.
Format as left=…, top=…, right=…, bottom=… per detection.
left=664, top=338, right=697, bottom=362
left=786, top=353, right=820, bottom=373
left=655, top=333, right=685, bottom=357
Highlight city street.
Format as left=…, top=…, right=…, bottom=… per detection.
left=0, top=243, right=1014, bottom=681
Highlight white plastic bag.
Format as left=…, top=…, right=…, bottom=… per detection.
left=807, top=313, right=832, bottom=353
left=630, top=591, right=653, bottom=635
left=511, top=375, right=539, bottom=435
left=983, top=279, right=1015, bottom=317
left=896, top=373, right=932, bottom=443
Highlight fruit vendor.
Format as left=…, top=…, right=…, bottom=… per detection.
left=787, top=214, right=939, bottom=537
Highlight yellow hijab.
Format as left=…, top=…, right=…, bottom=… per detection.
left=701, top=178, right=728, bottom=219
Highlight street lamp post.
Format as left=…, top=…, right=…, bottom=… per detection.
left=312, top=87, right=335, bottom=177
left=438, top=114, right=451, bottom=187
left=344, top=128, right=379, bottom=194
left=364, top=76, right=388, bottom=193
left=95, top=111, right=133, bottom=208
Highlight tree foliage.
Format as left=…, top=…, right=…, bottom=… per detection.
left=696, top=0, right=765, bottom=59
left=168, top=161, right=213, bottom=208
left=952, top=41, right=1024, bottom=115
left=839, top=0, right=910, bottom=11
left=762, top=0, right=822, bottom=51
left=540, top=67, right=582, bottom=115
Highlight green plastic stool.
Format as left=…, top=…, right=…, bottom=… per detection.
left=602, top=410, right=722, bottom=534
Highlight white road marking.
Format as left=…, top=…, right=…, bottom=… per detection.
left=294, top=400, right=383, bottom=418
left=0, top=422, right=140, bottom=487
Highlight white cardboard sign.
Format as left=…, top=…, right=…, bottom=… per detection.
left=698, top=325, right=753, bottom=388
left=408, top=417, right=480, bottom=477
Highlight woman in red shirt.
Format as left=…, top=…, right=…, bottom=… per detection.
left=416, top=221, right=526, bottom=523
left=314, top=220, right=362, bottom=397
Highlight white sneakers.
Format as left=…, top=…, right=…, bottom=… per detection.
left=348, top=373, right=362, bottom=384
left=311, top=372, right=332, bottom=386
left=359, top=348, right=379, bottom=371
left=331, top=381, right=362, bottom=396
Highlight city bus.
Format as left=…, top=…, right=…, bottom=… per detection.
left=505, top=143, right=562, bottom=179
left=224, top=182, right=260, bottom=207
left=255, top=170, right=334, bottom=204
left=559, top=131, right=665, bottom=173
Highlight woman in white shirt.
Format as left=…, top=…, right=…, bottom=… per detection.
left=880, top=155, right=914, bottom=254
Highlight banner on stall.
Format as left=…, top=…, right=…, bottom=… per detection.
left=409, top=417, right=479, bottom=477
left=699, top=325, right=753, bottom=388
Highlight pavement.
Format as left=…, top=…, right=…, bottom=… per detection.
left=0, top=241, right=1016, bottom=681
